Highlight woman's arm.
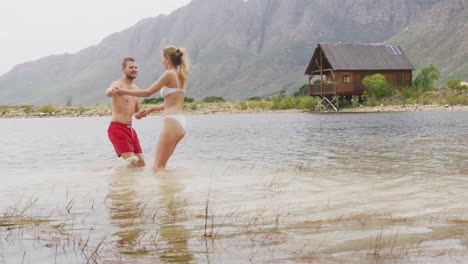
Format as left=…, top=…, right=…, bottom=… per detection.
left=147, top=104, right=164, bottom=113
left=115, top=72, right=171, bottom=98
left=135, top=103, right=164, bottom=119
left=105, top=81, right=118, bottom=97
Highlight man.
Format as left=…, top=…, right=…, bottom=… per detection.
left=106, top=57, right=147, bottom=167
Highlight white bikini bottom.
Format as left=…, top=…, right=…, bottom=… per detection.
left=165, top=115, right=186, bottom=132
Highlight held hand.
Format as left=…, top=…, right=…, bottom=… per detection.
left=135, top=109, right=148, bottom=120
left=113, top=87, right=122, bottom=95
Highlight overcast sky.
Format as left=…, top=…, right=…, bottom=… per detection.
left=0, top=0, right=191, bottom=75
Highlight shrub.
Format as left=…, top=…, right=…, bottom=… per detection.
left=293, top=84, right=309, bottom=97
left=446, top=94, right=468, bottom=105
left=185, top=102, right=198, bottom=111
left=362, top=74, right=392, bottom=99
left=39, top=105, right=55, bottom=114
left=279, top=97, right=297, bottom=109
left=22, top=105, right=34, bottom=113
left=248, top=96, right=261, bottom=101
left=445, top=78, right=462, bottom=90
left=297, top=96, right=315, bottom=109
left=238, top=101, right=248, bottom=110
left=413, top=64, right=440, bottom=90
left=142, top=97, right=164, bottom=104
left=203, top=96, right=225, bottom=103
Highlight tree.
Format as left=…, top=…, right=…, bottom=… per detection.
left=413, top=64, right=440, bottom=90
left=293, top=84, right=309, bottom=97
left=362, top=74, right=391, bottom=99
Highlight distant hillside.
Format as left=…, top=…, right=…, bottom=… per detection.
left=0, top=0, right=441, bottom=105
left=388, top=0, right=468, bottom=83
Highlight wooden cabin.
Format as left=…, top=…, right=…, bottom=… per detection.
left=305, top=43, right=414, bottom=97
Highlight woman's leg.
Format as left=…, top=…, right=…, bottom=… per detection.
left=153, top=118, right=185, bottom=172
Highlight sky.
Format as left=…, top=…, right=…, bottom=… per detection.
left=0, top=0, right=192, bottom=75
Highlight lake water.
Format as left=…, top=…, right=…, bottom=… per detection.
left=1, top=112, right=467, bottom=263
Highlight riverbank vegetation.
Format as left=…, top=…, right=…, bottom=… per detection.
left=1, top=64, right=466, bottom=117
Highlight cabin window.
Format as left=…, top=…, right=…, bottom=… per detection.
left=343, top=75, right=350, bottom=83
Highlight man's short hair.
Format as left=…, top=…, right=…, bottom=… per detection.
left=122, top=57, right=136, bottom=68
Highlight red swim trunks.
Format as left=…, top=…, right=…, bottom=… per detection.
left=107, top=122, right=142, bottom=157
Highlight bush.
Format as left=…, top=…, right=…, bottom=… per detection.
left=293, top=84, right=309, bottom=97
left=238, top=101, right=248, bottom=110
left=249, top=100, right=272, bottom=109
left=142, top=97, right=164, bottom=104
left=0, top=105, right=9, bottom=114
left=362, top=74, right=392, bottom=99
left=297, top=96, right=315, bottom=109
left=185, top=102, right=198, bottom=111
left=22, top=105, right=34, bottom=113
left=248, top=96, right=261, bottom=101
left=184, top=97, right=194, bottom=103
left=413, top=64, right=440, bottom=90
left=271, top=96, right=297, bottom=109
left=446, top=94, right=468, bottom=105
left=445, top=78, right=463, bottom=90
left=203, top=96, right=225, bottom=103
left=39, top=105, right=55, bottom=114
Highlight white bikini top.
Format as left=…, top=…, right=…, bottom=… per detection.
left=160, top=71, right=185, bottom=98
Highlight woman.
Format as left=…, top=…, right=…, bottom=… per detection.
left=115, top=45, right=189, bottom=172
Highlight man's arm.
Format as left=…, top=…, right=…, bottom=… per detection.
left=115, top=72, right=171, bottom=97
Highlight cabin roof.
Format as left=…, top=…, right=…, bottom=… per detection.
left=305, top=43, right=414, bottom=74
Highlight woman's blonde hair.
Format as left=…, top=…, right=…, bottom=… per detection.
left=163, top=45, right=190, bottom=88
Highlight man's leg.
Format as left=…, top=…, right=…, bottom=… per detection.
left=135, top=153, right=145, bottom=166
left=121, top=152, right=143, bottom=167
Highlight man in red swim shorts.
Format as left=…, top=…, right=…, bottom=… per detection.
left=106, top=57, right=147, bottom=167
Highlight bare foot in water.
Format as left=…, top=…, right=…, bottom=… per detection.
left=125, top=156, right=140, bottom=168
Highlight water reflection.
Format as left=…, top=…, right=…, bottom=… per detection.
left=158, top=171, right=193, bottom=263
left=107, top=168, right=193, bottom=262
left=107, top=167, right=144, bottom=252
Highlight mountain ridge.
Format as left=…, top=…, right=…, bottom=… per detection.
left=0, top=0, right=443, bottom=105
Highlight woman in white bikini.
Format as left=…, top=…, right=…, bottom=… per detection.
left=114, top=45, right=189, bottom=172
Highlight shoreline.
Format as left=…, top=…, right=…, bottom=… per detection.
left=1, top=104, right=467, bottom=118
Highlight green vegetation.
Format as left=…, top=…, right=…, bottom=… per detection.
left=362, top=74, right=393, bottom=99
left=20, top=105, right=34, bottom=113
left=445, top=78, right=467, bottom=91
left=39, top=105, right=55, bottom=114
left=142, top=97, right=194, bottom=104
left=203, top=96, right=225, bottom=103
left=0, top=73, right=466, bottom=117
left=142, top=97, right=164, bottom=104
left=248, top=96, right=262, bottom=101
left=413, top=64, right=440, bottom=90
left=293, top=84, right=309, bottom=97
left=354, top=65, right=466, bottom=107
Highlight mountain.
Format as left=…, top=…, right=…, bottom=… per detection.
left=388, top=0, right=468, bottom=83
left=0, top=0, right=441, bottom=105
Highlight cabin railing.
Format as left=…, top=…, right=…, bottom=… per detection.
left=309, top=82, right=365, bottom=96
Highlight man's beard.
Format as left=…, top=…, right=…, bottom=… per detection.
left=126, top=74, right=137, bottom=80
